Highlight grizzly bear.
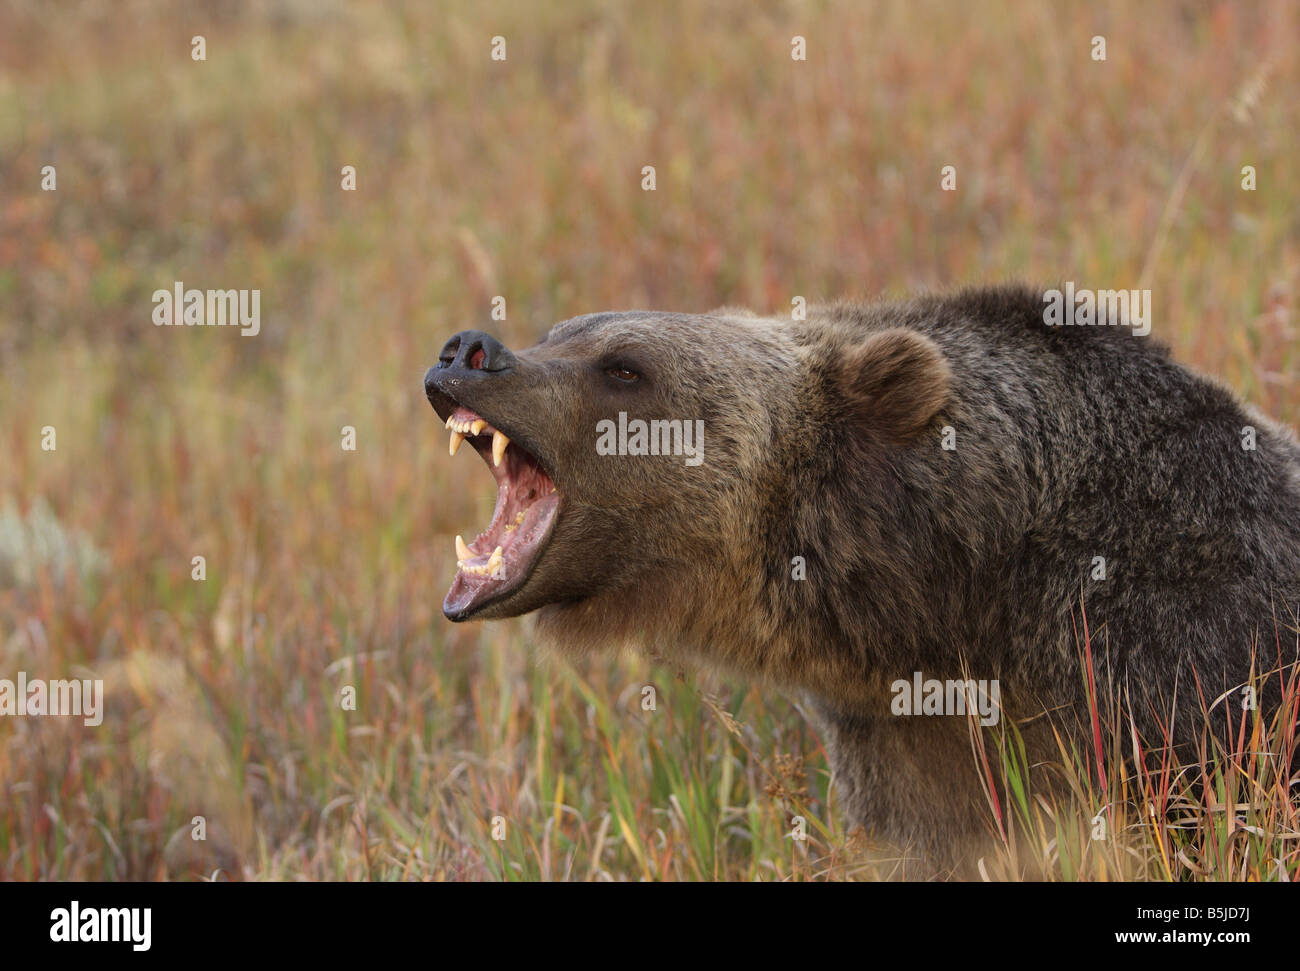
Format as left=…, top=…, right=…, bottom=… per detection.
left=423, top=284, right=1300, bottom=874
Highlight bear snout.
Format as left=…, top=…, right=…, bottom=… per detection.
left=437, top=329, right=517, bottom=374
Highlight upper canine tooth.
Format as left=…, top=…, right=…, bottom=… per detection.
left=492, top=430, right=510, bottom=467
left=471, top=419, right=486, bottom=436
left=455, top=535, right=472, bottom=561
left=449, top=431, right=465, bottom=456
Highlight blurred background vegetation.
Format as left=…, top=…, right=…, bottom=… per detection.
left=0, top=0, right=1296, bottom=879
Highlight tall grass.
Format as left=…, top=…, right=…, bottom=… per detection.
left=972, top=599, right=1299, bottom=881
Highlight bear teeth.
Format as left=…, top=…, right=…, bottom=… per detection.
left=445, top=412, right=501, bottom=459
left=492, top=430, right=510, bottom=467
left=445, top=415, right=480, bottom=435
left=455, top=544, right=504, bottom=578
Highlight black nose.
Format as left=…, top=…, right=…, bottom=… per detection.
left=436, top=329, right=517, bottom=374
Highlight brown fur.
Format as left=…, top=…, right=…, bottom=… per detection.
left=426, top=286, right=1300, bottom=876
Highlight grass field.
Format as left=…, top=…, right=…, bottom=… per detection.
left=1, top=0, right=1297, bottom=880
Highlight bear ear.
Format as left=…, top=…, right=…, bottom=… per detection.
left=834, top=328, right=952, bottom=445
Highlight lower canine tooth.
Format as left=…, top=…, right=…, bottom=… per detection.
left=492, top=430, right=510, bottom=467
left=449, top=431, right=465, bottom=456
left=455, top=535, right=472, bottom=560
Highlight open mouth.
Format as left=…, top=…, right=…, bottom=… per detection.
left=439, top=404, right=560, bottom=619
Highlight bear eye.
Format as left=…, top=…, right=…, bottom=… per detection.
left=606, top=366, right=640, bottom=383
